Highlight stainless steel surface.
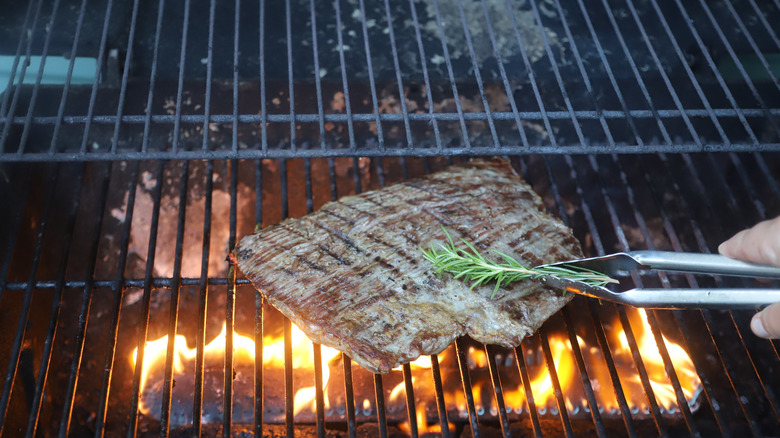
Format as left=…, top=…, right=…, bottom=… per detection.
left=538, top=250, right=780, bottom=309
left=542, top=250, right=780, bottom=279
left=539, top=275, right=780, bottom=309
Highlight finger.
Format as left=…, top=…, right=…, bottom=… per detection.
left=752, top=301, right=780, bottom=339
left=719, top=216, right=780, bottom=267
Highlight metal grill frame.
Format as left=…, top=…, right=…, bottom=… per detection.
left=1, top=0, right=780, bottom=436
left=1, top=0, right=780, bottom=161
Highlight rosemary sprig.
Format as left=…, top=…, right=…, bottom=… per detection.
left=421, top=228, right=617, bottom=298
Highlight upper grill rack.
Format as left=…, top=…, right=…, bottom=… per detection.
left=1, top=0, right=780, bottom=161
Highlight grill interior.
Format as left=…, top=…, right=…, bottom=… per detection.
left=1, top=0, right=780, bottom=437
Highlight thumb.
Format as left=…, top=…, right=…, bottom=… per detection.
left=751, top=301, right=780, bottom=339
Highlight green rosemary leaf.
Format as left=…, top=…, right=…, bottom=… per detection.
left=422, top=228, right=617, bottom=297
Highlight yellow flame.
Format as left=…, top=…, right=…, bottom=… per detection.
left=616, top=309, right=699, bottom=411
left=131, top=323, right=339, bottom=417
left=475, top=310, right=700, bottom=416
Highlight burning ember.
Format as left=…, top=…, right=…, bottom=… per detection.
left=131, top=309, right=701, bottom=430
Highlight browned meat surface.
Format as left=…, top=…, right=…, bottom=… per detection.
left=234, top=158, right=582, bottom=374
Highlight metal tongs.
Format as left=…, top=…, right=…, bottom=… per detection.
left=536, top=250, right=780, bottom=309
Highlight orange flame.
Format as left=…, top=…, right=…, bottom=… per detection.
left=495, top=309, right=701, bottom=416
left=131, top=323, right=339, bottom=418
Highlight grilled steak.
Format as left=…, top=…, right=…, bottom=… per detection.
left=234, top=158, right=582, bottom=374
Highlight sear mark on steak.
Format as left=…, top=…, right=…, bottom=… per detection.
left=234, top=158, right=582, bottom=374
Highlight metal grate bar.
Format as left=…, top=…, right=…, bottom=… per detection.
left=231, top=0, right=240, bottom=154
left=312, top=344, right=325, bottom=438
left=77, top=0, right=113, bottom=155
left=373, top=373, right=389, bottom=438
left=572, top=0, right=643, bottom=146
left=140, top=0, right=166, bottom=155
left=402, top=364, right=420, bottom=438
left=455, top=337, right=480, bottom=438
left=0, top=0, right=36, bottom=126
left=93, top=160, right=140, bottom=438
left=632, top=154, right=733, bottom=435
left=356, top=0, right=385, bottom=150
left=727, top=154, right=767, bottom=219
left=202, top=0, right=216, bottom=152
left=408, top=0, right=443, bottom=150
left=16, top=0, right=63, bottom=155
left=308, top=0, right=327, bottom=151
left=657, top=154, right=767, bottom=434
left=283, top=317, right=294, bottom=437
left=454, top=0, right=500, bottom=149
left=222, top=158, right=240, bottom=437
left=254, top=160, right=264, bottom=438
left=535, top=155, right=609, bottom=436
left=1, top=277, right=252, bottom=292
left=334, top=0, right=358, bottom=151
left=430, top=354, right=451, bottom=438
left=303, top=157, right=327, bottom=438
left=6, top=142, right=780, bottom=163
left=6, top=107, right=780, bottom=126
left=0, top=173, right=31, bottom=305
left=561, top=307, right=608, bottom=437
left=696, top=154, right=780, bottom=418
left=551, top=156, right=639, bottom=436
left=612, top=155, right=715, bottom=428
left=171, top=0, right=191, bottom=153
left=694, top=0, right=780, bottom=137
left=47, top=0, right=89, bottom=154
left=585, top=155, right=680, bottom=434
left=159, top=161, right=191, bottom=436
left=720, top=2, right=780, bottom=94
left=381, top=0, right=413, bottom=148
left=259, top=0, right=268, bottom=152
left=478, top=0, right=529, bottom=149
left=0, top=0, right=45, bottom=153
left=550, top=0, right=615, bottom=148
left=645, top=0, right=748, bottom=145
left=57, top=164, right=112, bottom=438
left=18, top=164, right=82, bottom=437
left=751, top=153, right=780, bottom=362
left=109, top=0, right=141, bottom=154
left=278, top=159, right=295, bottom=438
left=484, top=345, right=511, bottom=438
left=504, top=1, right=557, bottom=148
left=514, top=344, right=542, bottom=438
left=657, top=154, right=763, bottom=433
left=538, top=329, right=575, bottom=437
left=430, top=0, right=471, bottom=148
left=128, top=162, right=167, bottom=438
left=286, top=0, right=296, bottom=152
left=528, top=0, right=586, bottom=146
left=193, top=160, right=215, bottom=435
left=745, top=0, right=780, bottom=53
left=601, top=0, right=676, bottom=145
left=342, top=356, right=357, bottom=438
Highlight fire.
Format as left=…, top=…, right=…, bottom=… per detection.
left=131, top=323, right=339, bottom=419
left=495, top=309, right=701, bottom=416
left=132, top=309, right=701, bottom=425
left=616, top=309, right=701, bottom=412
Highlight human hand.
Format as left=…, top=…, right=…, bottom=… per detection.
left=718, top=216, right=780, bottom=339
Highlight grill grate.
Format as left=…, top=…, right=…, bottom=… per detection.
left=1, top=0, right=780, bottom=160
left=0, top=154, right=779, bottom=437
left=1, top=0, right=780, bottom=437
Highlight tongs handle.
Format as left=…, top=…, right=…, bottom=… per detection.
left=630, top=251, right=780, bottom=279
left=618, top=288, right=780, bottom=309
